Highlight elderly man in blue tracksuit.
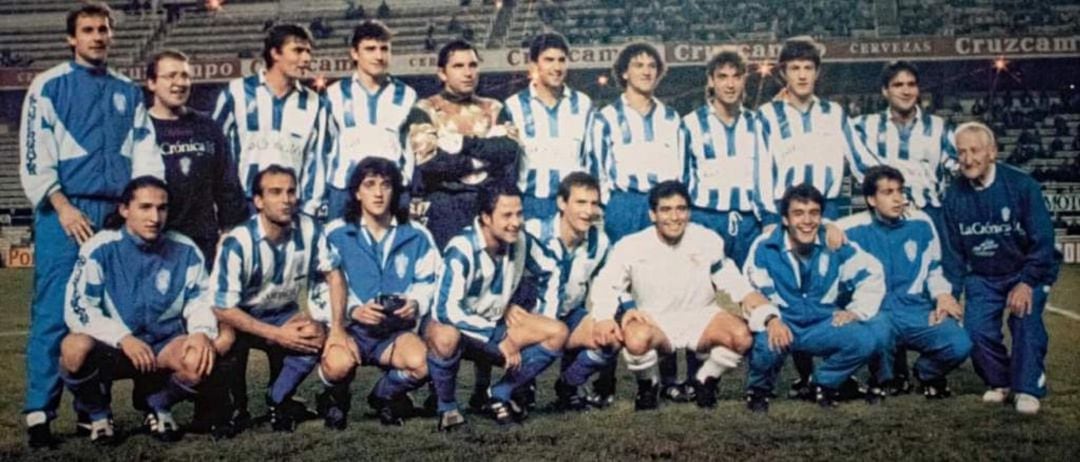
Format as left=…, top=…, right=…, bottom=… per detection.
left=743, top=184, right=885, bottom=412
left=19, top=3, right=162, bottom=447
left=59, top=177, right=224, bottom=444
left=840, top=166, right=972, bottom=400
left=943, top=122, right=1060, bottom=415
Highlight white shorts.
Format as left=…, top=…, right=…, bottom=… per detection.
left=651, top=306, right=718, bottom=350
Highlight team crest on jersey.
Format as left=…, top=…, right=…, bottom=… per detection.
left=1001, top=207, right=1011, bottom=222
left=818, top=254, right=830, bottom=276
left=394, top=254, right=409, bottom=278
left=113, top=93, right=127, bottom=113
left=155, top=269, right=171, bottom=295
left=179, top=157, right=192, bottom=176
left=904, top=240, right=917, bottom=262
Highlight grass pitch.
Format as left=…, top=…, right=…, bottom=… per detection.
left=0, top=267, right=1078, bottom=461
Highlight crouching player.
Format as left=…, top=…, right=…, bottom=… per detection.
left=839, top=166, right=971, bottom=399
left=60, top=176, right=229, bottom=443
left=743, top=184, right=885, bottom=412
left=317, top=158, right=439, bottom=428
left=211, top=166, right=333, bottom=432
left=425, top=184, right=567, bottom=430
left=590, top=181, right=766, bottom=410
left=519, top=172, right=620, bottom=410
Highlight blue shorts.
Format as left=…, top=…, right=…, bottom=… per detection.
left=560, top=306, right=589, bottom=334
left=347, top=324, right=407, bottom=366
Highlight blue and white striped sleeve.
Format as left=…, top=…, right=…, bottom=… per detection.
left=590, top=113, right=613, bottom=204
left=212, top=87, right=241, bottom=180
left=940, top=120, right=959, bottom=174
left=65, top=242, right=131, bottom=347
left=752, top=112, right=780, bottom=225
left=210, top=233, right=247, bottom=309
left=524, top=233, right=562, bottom=319
left=181, top=250, right=219, bottom=340
left=839, top=243, right=885, bottom=321
left=841, top=112, right=881, bottom=183
left=410, top=226, right=442, bottom=318
left=300, top=97, right=331, bottom=218
left=19, top=77, right=61, bottom=208
left=434, top=239, right=496, bottom=339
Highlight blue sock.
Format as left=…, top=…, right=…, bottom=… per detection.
left=490, top=344, right=561, bottom=402
left=61, top=368, right=111, bottom=421
left=427, top=348, right=462, bottom=412
left=147, top=376, right=197, bottom=412
left=268, top=354, right=318, bottom=405
left=373, top=369, right=422, bottom=400
left=560, top=348, right=616, bottom=387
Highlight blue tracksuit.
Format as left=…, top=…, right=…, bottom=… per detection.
left=19, top=61, right=162, bottom=416
left=943, top=163, right=1060, bottom=398
left=743, top=226, right=886, bottom=392
left=840, top=210, right=972, bottom=383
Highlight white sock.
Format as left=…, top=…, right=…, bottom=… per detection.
left=26, top=411, right=47, bottom=427
left=623, top=349, right=659, bottom=384
left=695, top=346, right=742, bottom=382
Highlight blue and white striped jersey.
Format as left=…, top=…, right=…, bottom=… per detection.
left=850, top=108, right=957, bottom=209
left=322, top=217, right=441, bottom=321
left=524, top=214, right=610, bottom=319
left=683, top=104, right=771, bottom=217
left=65, top=229, right=217, bottom=348
left=325, top=75, right=417, bottom=188
left=503, top=84, right=595, bottom=200
left=434, top=218, right=561, bottom=342
left=20, top=61, right=163, bottom=208
left=210, top=214, right=335, bottom=321
left=590, top=95, right=689, bottom=201
left=743, top=226, right=885, bottom=329
left=756, top=97, right=877, bottom=204
left=212, top=72, right=330, bottom=217
left=838, top=210, right=951, bottom=311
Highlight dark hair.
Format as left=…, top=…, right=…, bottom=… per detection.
left=252, top=165, right=298, bottom=197
left=648, top=180, right=691, bottom=211
left=778, top=37, right=821, bottom=68
left=477, top=182, right=523, bottom=217
left=66, top=2, right=113, bottom=37
left=528, top=32, right=570, bottom=62
left=880, top=60, right=920, bottom=89
left=705, top=49, right=746, bottom=99
left=557, top=172, right=601, bottom=202
left=779, top=183, right=825, bottom=217
left=105, top=176, right=169, bottom=229
left=437, top=39, right=477, bottom=68
left=611, top=42, right=664, bottom=89
left=146, top=49, right=189, bottom=81
left=263, top=23, right=314, bottom=67
left=350, top=19, right=392, bottom=48
left=861, top=165, right=905, bottom=198
left=344, top=157, right=408, bottom=224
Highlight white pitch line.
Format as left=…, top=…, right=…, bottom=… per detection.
left=1047, top=304, right=1080, bottom=321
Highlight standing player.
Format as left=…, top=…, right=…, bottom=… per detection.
left=502, top=32, right=595, bottom=221
left=324, top=20, right=418, bottom=219
left=19, top=2, right=162, bottom=447
left=592, top=42, right=688, bottom=242
left=146, top=49, right=247, bottom=265
left=212, top=23, right=329, bottom=219
left=684, top=49, right=771, bottom=269
left=424, top=184, right=567, bottom=430
left=403, top=39, right=522, bottom=249
left=743, top=184, right=885, bottom=412
left=317, top=158, right=439, bottom=428
left=756, top=36, right=877, bottom=221
left=850, top=61, right=956, bottom=233
left=59, top=176, right=226, bottom=443
left=210, top=166, right=334, bottom=432
left=839, top=166, right=972, bottom=399
left=943, top=122, right=1060, bottom=414
left=589, top=181, right=764, bottom=410
left=523, top=172, right=619, bottom=410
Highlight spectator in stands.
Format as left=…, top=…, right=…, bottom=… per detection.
left=972, top=97, right=987, bottom=116
left=448, top=14, right=462, bottom=34
left=310, top=17, right=333, bottom=40
left=1050, top=137, right=1064, bottom=155
left=345, top=0, right=366, bottom=20
left=462, top=24, right=475, bottom=42
left=377, top=0, right=391, bottom=19
left=19, top=2, right=162, bottom=448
